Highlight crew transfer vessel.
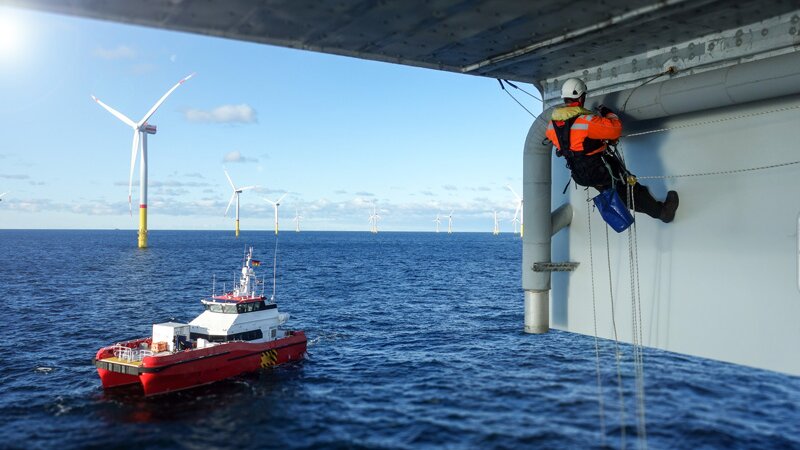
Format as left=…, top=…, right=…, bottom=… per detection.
left=93, top=248, right=306, bottom=396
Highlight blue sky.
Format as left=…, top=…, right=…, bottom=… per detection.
left=0, top=6, right=541, bottom=232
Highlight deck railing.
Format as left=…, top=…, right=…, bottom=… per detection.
left=112, top=344, right=154, bottom=362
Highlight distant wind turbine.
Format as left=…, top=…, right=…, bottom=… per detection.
left=433, top=214, right=441, bottom=233
left=369, top=205, right=381, bottom=234
left=0, top=192, right=7, bottom=202
left=493, top=211, right=500, bottom=235
left=91, top=73, right=194, bottom=248
left=511, top=215, right=520, bottom=235
left=507, top=185, right=523, bottom=238
left=223, top=169, right=257, bottom=237
left=293, top=210, right=302, bottom=232
left=447, top=210, right=453, bottom=234
left=264, top=193, right=288, bottom=235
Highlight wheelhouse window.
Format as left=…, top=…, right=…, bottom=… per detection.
left=205, top=303, right=224, bottom=313
left=204, top=300, right=272, bottom=314
left=237, top=301, right=267, bottom=314
left=191, top=329, right=263, bottom=342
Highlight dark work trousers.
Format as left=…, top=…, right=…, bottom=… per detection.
left=601, top=155, right=663, bottom=218
left=566, top=151, right=664, bottom=219
left=607, top=182, right=663, bottom=219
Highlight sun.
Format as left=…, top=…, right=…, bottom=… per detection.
left=0, top=13, right=22, bottom=58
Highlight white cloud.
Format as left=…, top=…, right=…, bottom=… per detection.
left=132, top=63, right=156, bottom=75
left=93, top=45, right=137, bottom=60
left=185, top=104, right=257, bottom=124
left=223, top=151, right=258, bottom=164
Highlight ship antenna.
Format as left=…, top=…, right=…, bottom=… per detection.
left=212, top=274, right=216, bottom=296
left=271, top=233, right=279, bottom=302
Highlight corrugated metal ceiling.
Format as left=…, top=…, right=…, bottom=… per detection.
left=4, top=0, right=799, bottom=84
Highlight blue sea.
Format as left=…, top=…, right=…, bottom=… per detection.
left=1, top=230, right=798, bottom=449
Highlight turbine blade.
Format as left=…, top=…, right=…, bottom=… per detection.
left=128, top=130, right=140, bottom=215
left=264, top=198, right=276, bottom=206
left=137, top=73, right=195, bottom=127
left=240, top=185, right=257, bottom=191
left=91, top=95, right=136, bottom=128
left=507, top=185, right=521, bottom=201
left=224, top=169, right=236, bottom=190
left=224, top=192, right=236, bottom=217
left=276, top=193, right=287, bottom=204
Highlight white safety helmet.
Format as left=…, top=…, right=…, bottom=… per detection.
left=561, top=77, right=587, bottom=99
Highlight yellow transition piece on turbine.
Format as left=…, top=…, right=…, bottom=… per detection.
left=138, top=207, right=148, bottom=248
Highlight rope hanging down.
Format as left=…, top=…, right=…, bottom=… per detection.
left=626, top=183, right=648, bottom=450
left=586, top=193, right=607, bottom=445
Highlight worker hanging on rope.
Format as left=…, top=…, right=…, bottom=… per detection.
left=546, top=78, right=680, bottom=223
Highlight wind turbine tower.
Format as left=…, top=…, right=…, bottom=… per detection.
left=92, top=73, right=194, bottom=248
left=507, top=185, right=523, bottom=238
left=433, top=214, right=441, bottom=233
left=493, top=211, right=500, bottom=235
left=447, top=211, right=453, bottom=234
left=293, top=210, right=302, bottom=232
left=223, top=169, right=257, bottom=237
left=369, top=205, right=381, bottom=234
left=264, top=194, right=287, bottom=235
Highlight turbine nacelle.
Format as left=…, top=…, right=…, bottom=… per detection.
left=141, top=124, right=157, bottom=135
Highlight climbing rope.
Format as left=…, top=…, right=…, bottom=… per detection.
left=623, top=103, right=800, bottom=139
left=497, top=79, right=538, bottom=118
left=635, top=159, right=800, bottom=180
left=620, top=67, right=676, bottom=114
left=586, top=192, right=607, bottom=445
left=604, top=224, right=627, bottom=449
left=626, top=181, right=648, bottom=450
left=502, top=79, right=543, bottom=102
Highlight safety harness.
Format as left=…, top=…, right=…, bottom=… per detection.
left=551, top=115, right=632, bottom=191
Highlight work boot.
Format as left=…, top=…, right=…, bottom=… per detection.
left=659, top=191, right=679, bottom=223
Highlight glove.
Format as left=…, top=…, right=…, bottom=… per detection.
left=597, top=105, right=614, bottom=117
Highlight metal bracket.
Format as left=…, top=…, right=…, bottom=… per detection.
left=533, top=262, right=580, bottom=272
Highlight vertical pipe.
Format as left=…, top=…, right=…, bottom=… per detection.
left=138, top=132, right=148, bottom=249
left=522, top=107, right=555, bottom=333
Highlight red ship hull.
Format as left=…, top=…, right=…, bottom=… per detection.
left=95, top=331, right=306, bottom=396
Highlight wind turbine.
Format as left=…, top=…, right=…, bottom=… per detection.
left=293, top=210, right=302, bottom=232
left=493, top=211, right=500, bottom=235
left=447, top=210, right=453, bottom=234
left=264, top=193, right=287, bottom=235
left=0, top=192, right=6, bottom=202
left=223, top=169, right=257, bottom=237
left=433, top=214, right=441, bottom=233
left=368, top=205, right=381, bottom=233
left=92, top=73, right=194, bottom=248
left=507, top=185, right=523, bottom=238
left=511, top=215, right=520, bottom=235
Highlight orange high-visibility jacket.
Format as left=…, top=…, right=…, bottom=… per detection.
left=545, top=106, right=622, bottom=156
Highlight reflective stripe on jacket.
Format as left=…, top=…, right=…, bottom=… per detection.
left=545, top=105, right=622, bottom=156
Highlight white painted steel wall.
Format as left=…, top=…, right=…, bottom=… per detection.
left=550, top=93, right=800, bottom=375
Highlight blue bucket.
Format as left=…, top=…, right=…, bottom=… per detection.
left=593, top=188, right=634, bottom=233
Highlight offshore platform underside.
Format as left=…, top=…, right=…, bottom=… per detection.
left=5, top=0, right=799, bottom=375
